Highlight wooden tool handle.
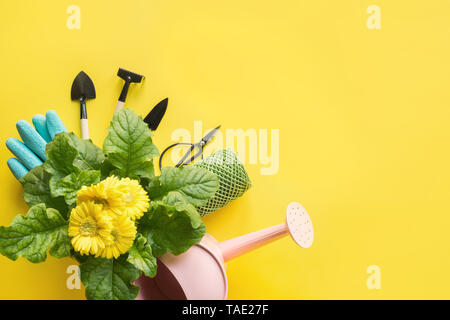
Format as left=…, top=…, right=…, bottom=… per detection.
left=81, top=118, right=89, bottom=140
left=115, top=101, right=125, bottom=112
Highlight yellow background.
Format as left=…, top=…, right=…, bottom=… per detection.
left=0, top=0, right=449, bottom=299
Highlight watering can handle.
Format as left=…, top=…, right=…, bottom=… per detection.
left=218, top=223, right=288, bottom=262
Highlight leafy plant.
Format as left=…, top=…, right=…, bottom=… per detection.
left=0, top=108, right=219, bottom=300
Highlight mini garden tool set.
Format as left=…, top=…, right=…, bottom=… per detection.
left=2, top=67, right=314, bottom=301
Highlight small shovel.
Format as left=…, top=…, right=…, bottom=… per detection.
left=143, top=98, right=168, bottom=131
left=71, top=71, right=96, bottom=139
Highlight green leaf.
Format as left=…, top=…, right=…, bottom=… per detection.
left=100, top=159, right=116, bottom=180
left=80, top=256, right=141, bottom=300
left=66, top=133, right=105, bottom=171
left=145, top=176, right=162, bottom=198
left=152, top=166, right=219, bottom=207
left=138, top=204, right=206, bottom=257
left=127, top=234, right=157, bottom=277
left=43, top=133, right=79, bottom=178
left=154, top=191, right=202, bottom=228
left=0, top=204, right=70, bottom=263
left=51, top=170, right=101, bottom=206
left=103, top=108, right=159, bottom=178
left=44, top=132, right=105, bottom=175
left=133, top=160, right=156, bottom=180
left=40, top=132, right=105, bottom=208
left=20, top=165, right=68, bottom=215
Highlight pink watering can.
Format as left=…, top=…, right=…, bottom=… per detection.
left=135, top=202, right=314, bottom=300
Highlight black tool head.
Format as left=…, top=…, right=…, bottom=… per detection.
left=144, top=98, right=168, bottom=131
left=117, top=68, right=144, bottom=83
left=71, top=71, right=96, bottom=101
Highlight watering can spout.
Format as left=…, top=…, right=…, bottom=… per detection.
left=218, top=223, right=288, bottom=261
left=218, top=202, right=314, bottom=262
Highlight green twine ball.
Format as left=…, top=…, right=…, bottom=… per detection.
left=194, top=148, right=252, bottom=217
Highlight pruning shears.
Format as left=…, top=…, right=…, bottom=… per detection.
left=159, top=125, right=221, bottom=170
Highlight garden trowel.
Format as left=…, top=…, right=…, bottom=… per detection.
left=71, top=71, right=96, bottom=140
left=144, top=98, right=168, bottom=131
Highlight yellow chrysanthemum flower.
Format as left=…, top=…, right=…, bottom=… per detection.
left=77, top=176, right=125, bottom=215
left=71, top=176, right=148, bottom=258
left=97, top=214, right=137, bottom=259
left=117, top=177, right=150, bottom=220
left=68, top=201, right=113, bottom=256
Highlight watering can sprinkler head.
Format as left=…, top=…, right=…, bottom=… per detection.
left=286, top=201, right=314, bottom=248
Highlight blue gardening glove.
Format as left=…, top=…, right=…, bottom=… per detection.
left=6, top=110, right=67, bottom=180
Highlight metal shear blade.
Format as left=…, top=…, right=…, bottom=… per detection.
left=159, top=125, right=221, bottom=170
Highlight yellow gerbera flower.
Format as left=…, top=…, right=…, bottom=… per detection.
left=77, top=176, right=125, bottom=215
left=117, top=178, right=150, bottom=220
left=97, top=214, right=137, bottom=259
left=68, top=201, right=113, bottom=256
